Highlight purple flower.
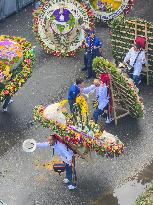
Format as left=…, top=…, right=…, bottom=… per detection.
left=53, top=9, right=71, bottom=22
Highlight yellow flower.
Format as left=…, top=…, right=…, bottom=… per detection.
left=76, top=96, right=88, bottom=115
left=59, top=99, right=68, bottom=107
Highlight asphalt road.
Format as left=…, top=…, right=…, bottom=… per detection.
left=0, top=2, right=153, bottom=205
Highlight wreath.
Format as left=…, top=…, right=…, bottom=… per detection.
left=0, top=35, right=35, bottom=102
left=83, top=0, right=136, bottom=21
left=33, top=0, right=94, bottom=57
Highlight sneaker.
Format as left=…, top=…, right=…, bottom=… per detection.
left=105, top=118, right=113, bottom=124
left=68, top=185, right=77, bottom=190
left=63, top=179, right=70, bottom=184
left=2, top=108, right=7, bottom=112
left=8, top=99, right=13, bottom=105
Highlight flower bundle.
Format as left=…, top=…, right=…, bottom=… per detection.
left=33, top=105, right=124, bottom=157
left=0, top=35, right=35, bottom=102
left=32, top=0, right=94, bottom=57
left=92, top=56, right=144, bottom=118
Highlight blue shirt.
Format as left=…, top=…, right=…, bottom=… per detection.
left=68, top=83, right=80, bottom=104
left=85, top=36, right=102, bottom=55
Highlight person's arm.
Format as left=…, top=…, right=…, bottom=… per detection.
left=123, top=48, right=132, bottom=64
left=83, top=84, right=96, bottom=94
left=94, top=38, right=102, bottom=49
left=141, top=51, right=147, bottom=65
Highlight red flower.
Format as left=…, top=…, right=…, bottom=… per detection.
left=3, top=90, right=9, bottom=95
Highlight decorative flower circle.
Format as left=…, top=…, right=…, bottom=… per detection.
left=33, top=0, right=94, bottom=57
left=84, top=0, right=136, bottom=21
left=0, top=35, right=35, bottom=102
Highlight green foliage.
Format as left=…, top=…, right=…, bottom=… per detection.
left=134, top=183, right=153, bottom=205
left=92, top=56, right=144, bottom=118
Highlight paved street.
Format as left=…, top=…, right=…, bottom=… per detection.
left=0, top=1, right=153, bottom=205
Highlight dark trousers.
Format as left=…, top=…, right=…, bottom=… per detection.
left=87, top=53, right=94, bottom=78
left=84, top=52, right=88, bottom=70
left=65, top=162, right=76, bottom=186
left=3, top=95, right=11, bottom=109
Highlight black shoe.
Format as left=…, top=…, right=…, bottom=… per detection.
left=82, top=67, right=87, bottom=71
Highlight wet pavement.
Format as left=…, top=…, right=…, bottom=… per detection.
left=0, top=2, right=153, bottom=205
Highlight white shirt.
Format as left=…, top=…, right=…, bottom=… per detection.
left=124, top=47, right=146, bottom=76
left=54, top=141, right=74, bottom=165
left=96, top=84, right=109, bottom=110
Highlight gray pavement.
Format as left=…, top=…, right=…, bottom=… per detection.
left=0, top=2, right=153, bottom=205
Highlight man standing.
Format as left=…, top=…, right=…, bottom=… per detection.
left=93, top=79, right=109, bottom=124
left=85, top=30, right=102, bottom=79
left=123, top=43, right=146, bottom=87
left=82, top=29, right=90, bottom=71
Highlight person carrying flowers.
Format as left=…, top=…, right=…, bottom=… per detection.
left=93, top=79, right=110, bottom=124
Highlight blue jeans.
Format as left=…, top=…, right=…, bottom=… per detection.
left=133, top=75, right=140, bottom=88
left=3, top=95, right=11, bottom=109
left=93, top=105, right=108, bottom=123
left=93, top=108, right=104, bottom=123
left=129, top=74, right=140, bottom=88
left=65, top=163, right=76, bottom=186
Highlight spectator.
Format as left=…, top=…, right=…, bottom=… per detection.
left=123, top=43, right=146, bottom=87
left=85, top=30, right=102, bottom=79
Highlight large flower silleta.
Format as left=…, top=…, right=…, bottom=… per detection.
left=0, top=35, right=35, bottom=102
left=33, top=0, right=94, bottom=57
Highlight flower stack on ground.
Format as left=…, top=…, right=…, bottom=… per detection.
left=0, top=35, right=35, bottom=101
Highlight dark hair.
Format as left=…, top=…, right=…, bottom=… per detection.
left=135, top=43, right=141, bottom=50
left=76, top=78, right=84, bottom=85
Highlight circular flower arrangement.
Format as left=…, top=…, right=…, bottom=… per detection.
left=84, top=0, right=136, bottom=21
left=33, top=0, right=94, bottom=57
left=0, top=35, right=35, bottom=102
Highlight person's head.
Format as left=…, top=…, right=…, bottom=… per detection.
left=90, top=30, right=95, bottom=39
left=76, top=78, right=84, bottom=89
left=134, top=43, right=141, bottom=51
left=93, top=79, right=101, bottom=87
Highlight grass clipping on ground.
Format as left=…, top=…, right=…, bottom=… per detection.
left=134, top=183, right=153, bottom=205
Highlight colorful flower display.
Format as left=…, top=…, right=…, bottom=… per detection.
left=33, top=0, right=94, bottom=57
left=33, top=102, right=124, bottom=158
left=92, top=56, right=144, bottom=118
left=83, top=0, right=136, bottom=21
left=0, top=35, right=35, bottom=102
